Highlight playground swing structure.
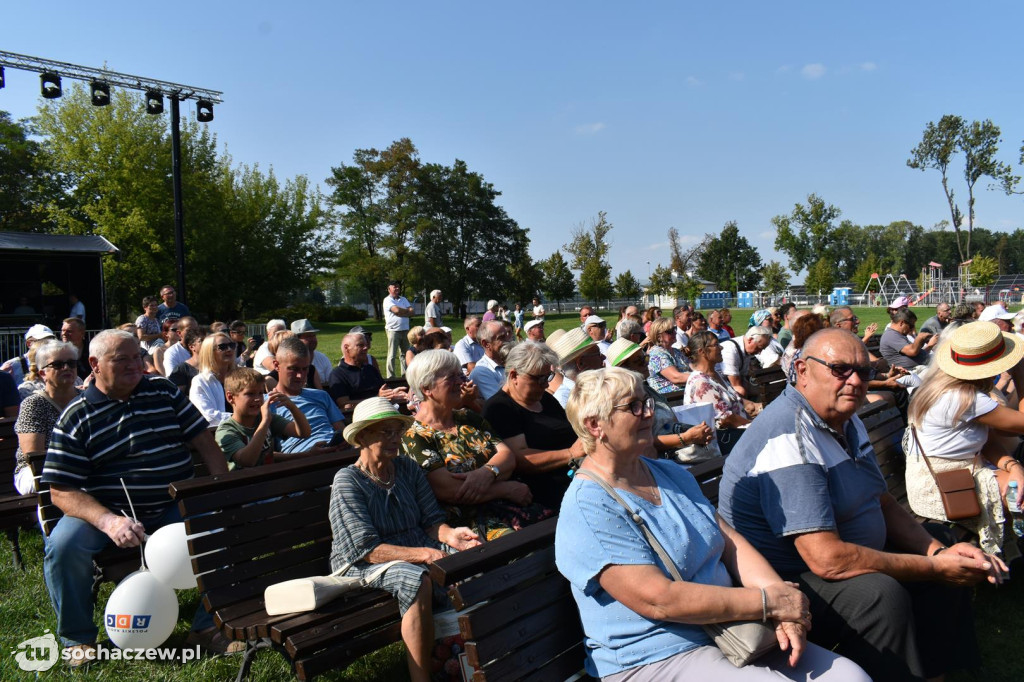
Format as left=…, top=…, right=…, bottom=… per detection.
left=861, top=261, right=972, bottom=307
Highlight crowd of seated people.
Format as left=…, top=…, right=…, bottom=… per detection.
left=7, top=290, right=1024, bottom=678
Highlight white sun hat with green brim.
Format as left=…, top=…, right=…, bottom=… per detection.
left=342, top=397, right=414, bottom=446
left=549, top=327, right=597, bottom=365
left=606, top=338, right=643, bottom=367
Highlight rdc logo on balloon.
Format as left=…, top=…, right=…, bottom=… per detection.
left=106, top=614, right=153, bottom=631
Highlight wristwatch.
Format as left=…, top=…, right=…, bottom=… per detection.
left=484, top=464, right=500, bottom=479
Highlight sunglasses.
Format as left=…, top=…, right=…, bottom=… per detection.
left=613, top=396, right=654, bottom=417
left=523, top=371, right=556, bottom=384
left=216, top=342, right=235, bottom=351
left=805, top=356, right=877, bottom=382
left=44, top=360, right=76, bottom=370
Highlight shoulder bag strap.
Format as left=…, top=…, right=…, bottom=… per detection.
left=574, top=468, right=684, bottom=582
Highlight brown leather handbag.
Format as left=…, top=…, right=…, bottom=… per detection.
left=910, top=426, right=981, bottom=521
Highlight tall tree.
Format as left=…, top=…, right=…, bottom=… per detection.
left=804, top=257, right=835, bottom=299
left=967, top=254, right=999, bottom=302
left=772, top=194, right=842, bottom=275
left=538, top=251, right=576, bottom=312
left=327, top=139, right=421, bottom=318
left=0, top=111, right=63, bottom=233
left=907, top=115, right=1015, bottom=261
left=646, top=265, right=675, bottom=300
left=414, top=159, right=532, bottom=314
left=695, top=221, right=762, bottom=292
left=760, top=261, right=789, bottom=297
left=614, top=270, right=642, bottom=300
left=564, top=212, right=613, bottom=302
left=667, top=227, right=709, bottom=275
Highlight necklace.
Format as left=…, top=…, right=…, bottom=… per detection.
left=356, top=462, right=394, bottom=488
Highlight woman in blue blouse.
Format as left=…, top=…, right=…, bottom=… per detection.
left=555, top=368, right=868, bottom=681
left=328, top=398, right=481, bottom=682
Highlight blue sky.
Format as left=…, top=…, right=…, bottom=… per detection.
left=2, top=1, right=1023, bottom=282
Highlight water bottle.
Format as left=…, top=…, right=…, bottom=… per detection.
left=1008, top=481, right=1024, bottom=538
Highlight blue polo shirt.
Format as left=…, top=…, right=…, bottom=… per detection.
left=41, top=375, right=207, bottom=522
left=157, top=301, right=190, bottom=323
left=717, top=386, right=887, bottom=575
left=274, top=388, right=345, bottom=453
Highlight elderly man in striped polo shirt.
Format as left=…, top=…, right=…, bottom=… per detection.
left=41, top=329, right=229, bottom=662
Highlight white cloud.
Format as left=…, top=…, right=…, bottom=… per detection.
left=860, top=61, right=877, bottom=72
left=801, top=63, right=826, bottom=80
left=644, top=241, right=669, bottom=251
left=574, top=122, right=606, bottom=135
left=685, top=75, right=703, bottom=86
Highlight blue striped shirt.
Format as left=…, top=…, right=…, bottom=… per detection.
left=41, top=375, right=208, bottom=521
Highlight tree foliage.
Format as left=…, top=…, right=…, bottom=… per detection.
left=760, top=261, right=789, bottom=296
left=646, top=265, right=675, bottom=300
left=564, top=212, right=613, bottom=302
left=804, top=257, right=835, bottom=297
left=0, top=111, right=63, bottom=233
left=668, top=227, right=709, bottom=275
left=538, top=251, right=576, bottom=310
left=968, top=254, right=999, bottom=288
left=772, top=194, right=842, bottom=275
left=614, top=270, right=642, bottom=300
left=696, top=221, right=762, bottom=292
left=907, top=115, right=1015, bottom=262
left=328, top=140, right=533, bottom=317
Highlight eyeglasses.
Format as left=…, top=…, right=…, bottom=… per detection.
left=369, top=427, right=405, bottom=439
left=613, top=396, right=654, bottom=417
left=44, top=360, right=76, bottom=370
left=216, top=342, right=235, bottom=351
left=837, top=316, right=859, bottom=325
left=169, top=327, right=180, bottom=332
left=804, top=356, right=876, bottom=381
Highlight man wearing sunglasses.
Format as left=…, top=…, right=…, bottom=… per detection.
left=719, top=328, right=1001, bottom=682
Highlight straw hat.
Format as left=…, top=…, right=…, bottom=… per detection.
left=606, top=338, right=643, bottom=367
left=545, top=328, right=567, bottom=346
left=549, top=327, right=596, bottom=365
left=935, top=322, right=1023, bottom=381
left=341, top=397, right=413, bottom=446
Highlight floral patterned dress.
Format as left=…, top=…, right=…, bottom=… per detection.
left=683, top=369, right=747, bottom=429
left=647, top=345, right=690, bottom=394
left=402, top=409, right=552, bottom=541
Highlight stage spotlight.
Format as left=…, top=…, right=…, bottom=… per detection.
left=145, top=90, right=164, bottom=115
left=196, top=99, right=213, bottom=122
left=90, top=81, right=111, bottom=106
left=40, top=73, right=62, bottom=99
left=0, top=66, right=5, bottom=89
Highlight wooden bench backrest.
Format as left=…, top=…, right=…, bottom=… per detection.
left=857, top=401, right=907, bottom=506
left=430, top=457, right=727, bottom=682
left=0, top=417, right=19, bottom=496
left=749, top=365, right=788, bottom=406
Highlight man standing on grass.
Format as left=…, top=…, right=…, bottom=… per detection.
left=382, top=280, right=414, bottom=378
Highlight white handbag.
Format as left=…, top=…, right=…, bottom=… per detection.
left=264, top=560, right=403, bottom=616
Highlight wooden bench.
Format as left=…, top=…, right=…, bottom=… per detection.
left=169, top=449, right=417, bottom=682
left=427, top=457, right=728, bottom=682
left=0, top=417, right=37, bottom=569
left=748, top=365, right=788, bottom=406
left=856, top=400, right=909, bottom=508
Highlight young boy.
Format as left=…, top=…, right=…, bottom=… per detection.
left=216, top=368, right=312, bottom=468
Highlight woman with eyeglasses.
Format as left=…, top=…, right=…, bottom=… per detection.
left=647, top=317, right=692, bottom=394
left=403, top=350, right=551, bottom=541
left=683, top=331, right=751, bottom=455
left=555, top=368, right=867, bottom=682
left=483, top=342, right=585, bottom=508
left=188, top=332, right=237, bottom=427
left=150, top=319, right=180, bottom=378
left=330, top=398, right=481, bottom=682
left=14, top=341, right=82, bottom=494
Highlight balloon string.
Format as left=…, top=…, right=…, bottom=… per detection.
left=119, top=478, right=147, bottom=571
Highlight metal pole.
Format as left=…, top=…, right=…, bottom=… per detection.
left=170, top=95, right=187, bottom=303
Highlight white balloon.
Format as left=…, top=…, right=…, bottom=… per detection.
left=145, top=522, right=198, bottom=590
left=104, top=570, right=179, bottom=650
